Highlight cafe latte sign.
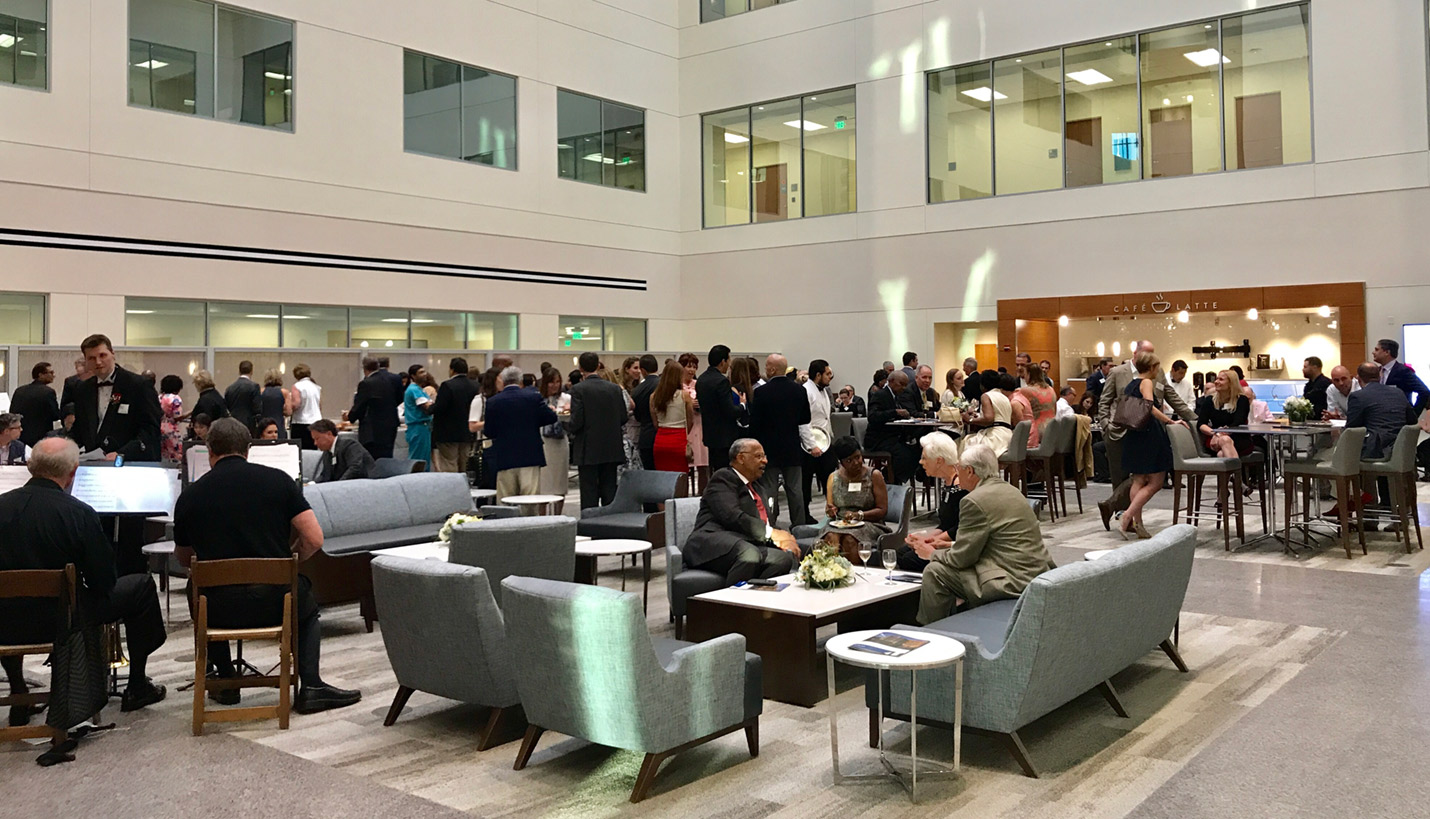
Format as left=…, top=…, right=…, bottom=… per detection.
left=1113, top=293, right=1219, bottom=315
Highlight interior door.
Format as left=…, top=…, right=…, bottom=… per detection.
left=1235, top=92, right=1283, bottom=169
left=974, top=344, right=999, bottom=371
left=1065, top=117, right=1104, bottom=188
left=754, top=163, right=788, bottom=222
left=1148, top=105, right=1193, bottom=178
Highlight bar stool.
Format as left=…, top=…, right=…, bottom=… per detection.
left=1024, top=419, right=1064, bottom=522
left=1282, top=427, right=1367, bottom=559
left=1237, top=449, right=1270, bottom=534
left=0, top=565, right=75, bottom=747
left=1054, top=416, right=1083, bottom=515
left=1168, top=424, right=1244, bottom=550
left=1359, top=425, right=1424, bottom=554
left=998, top=421, right=1032, bottom=498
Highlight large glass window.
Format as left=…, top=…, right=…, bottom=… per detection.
left=0, top=0, right=47, bottom=90
left=0, top=291, right=44, bottom=343
left=1064, top=37, right=1141, bottom=187
left=1222, top=6, right=1311, bottom=170
left=282, top=305, right=347, bottom=348
left=350, top=308, right=411, bottom=350
left=928, top=63, right=993, bottom=202
left=993, top=50, right=1063, bottom=195
left=701, top=87, right=857, bottom=226
left=557, top=89, right=645, bottom=191
left=1140, top=23, right=1222, bottom=178
left=208, top=301, right=279, bottom=347
left=466, top=312, right=517, bottom=350
left=701, top=0, right=794, bottom=23
left=128, top=0, right=293, bottom=131
left=558, top=316, right=646, bottom=352
left=126, top=298, right=205, bottom=346
left=403, top=51, right=517, bottom=169
left=410, top=310, right=464, bottom=349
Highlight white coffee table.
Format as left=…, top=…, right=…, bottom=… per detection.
left=575, top=538, right=653, bottom=610
left=375, top=534, right=593, bottom=564
left=499, top=494, right=565, bottom=515
left=826, top=629, right=965, bottom=803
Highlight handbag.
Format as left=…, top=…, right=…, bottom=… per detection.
left=1112, top=393, right=1152, bottom=430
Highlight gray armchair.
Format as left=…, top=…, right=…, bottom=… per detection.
left=664, top=497, right=723, bottom=639
left=371, top=556, right=523, bottom=750
left=579, top=470, right=687, bottom=594
left=792, top=483, right=911, bottom=553
left=501, top=576, right=761, bottom=803
left=373, top=457, right=427, bottom=478
left=448, top=516, right=577, bottom=604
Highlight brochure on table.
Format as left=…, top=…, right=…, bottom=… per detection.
left=849, top=631, right=930, bottom=658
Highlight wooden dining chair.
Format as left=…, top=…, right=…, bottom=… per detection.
left=190, top=556, right=298, bottom=736
left=0, top=565, right=75, bottom=746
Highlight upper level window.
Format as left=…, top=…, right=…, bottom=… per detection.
left=557, top=89, right=645, bottom=191
left=927, top=4, right=1309, bottom=202
left=0, top=0, right=47, bottom=90
left=701, top=0, right=794, bottom=24
left=558, top=316, right=646, bottom=352
left=0, top=291, right=45, bottom=343
left=702, top=87, right=857, bottom=227
left=403, top=50, right=517, bottom=169
left=128, top=0, right=293, bottom=130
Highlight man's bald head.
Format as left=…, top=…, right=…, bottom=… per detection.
left=1356, top=362, right=1381, bottom=385
left=888, top=371, right=910, bottom=391
left=1139, top=340, right=1155, bottom=354
left=765, top=354, right=787, bottom=380
left=29, top=437, right=80, bottom=487
left=1330, top=365, right=1354, bottom=394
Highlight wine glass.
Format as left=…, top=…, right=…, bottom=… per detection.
left=881, top=548, right=898, bottom=585
left=857, top=545, right=873, bottom=576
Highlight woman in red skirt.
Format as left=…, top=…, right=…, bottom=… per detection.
left=651, top=361, right=695, bottom=473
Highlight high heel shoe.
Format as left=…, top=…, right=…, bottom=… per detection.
left=1134, top=520, right=1152, bottom=539
left=1117, top=522, right=1136, bottom=541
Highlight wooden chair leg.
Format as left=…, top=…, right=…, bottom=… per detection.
left=744, top=718, right=760, bottom=757
left=630, top=751, right=667, bottom=803
left=193, top=600, right=208, bottom=737
left=1160, top=638, right=1190, bottom=673
left=1003, top=731, right=1039, bottom=778
left=1097, top=680, right=1129, bottom=717
left=383, top=685, right=415, bottom=727
left=477, top=704, right=528, bottom=751
left=513, top=724, right=545, bottom=771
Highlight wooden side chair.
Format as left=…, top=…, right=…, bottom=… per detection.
left=191, top=556, right=298, bottom=736
left=0, top=565, right=75, bottom=746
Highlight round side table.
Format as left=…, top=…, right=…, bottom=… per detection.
left=575, top=539, right=653, bottom=612
left=499, top=494, right=565, bottom=516
left=470, top=488, right=498, bottom=505
left=141, top=540, right=178, bottom=620
left=825, top=629, right=965, bottom=803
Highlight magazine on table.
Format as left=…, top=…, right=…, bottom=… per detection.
left=849, top=632, right=929, bottom=657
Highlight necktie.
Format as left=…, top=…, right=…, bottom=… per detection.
left=748, top=484, right=768, bottom=524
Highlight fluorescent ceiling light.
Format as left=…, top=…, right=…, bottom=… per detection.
left=582, top=153, right=615, bottom=164
left=1183, top=49, right=1229, bottom=67
left=133, top=59, right=168, bottom=69
left=783, top=120, right=826, bottom=131
left=0, top=35, right=15, bottom=48
left=723, top=133, right=750, bottom=144
left=264, top=72, right=291, bottom=80
left=380, top=318, right=409, bottom=323
left=1066, top=69, right=1113, bottom=86
left=284, top=315, right=309, bottom=320
left=960, top=87, right=1007, bottom=102
left=244, top=314, right=280, bottom=319
left=125, top=309, right=154, bottom=315
left=410, top=319, right=435, bottom=324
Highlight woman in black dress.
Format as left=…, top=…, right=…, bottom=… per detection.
left=1119, top=352, right=1189, bottom=539
left=1195, top=370, right=1252, bottom=458
left=260, top=370, right=290, bottom=439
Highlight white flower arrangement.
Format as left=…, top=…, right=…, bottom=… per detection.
left=1282, top=396, right=1314, bottom=424
left=797, top=543, right=856, bottom=590
left=437, top=512, right=483, bottom=542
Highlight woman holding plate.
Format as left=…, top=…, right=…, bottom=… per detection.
left=817, top=436, right=890, bottom=564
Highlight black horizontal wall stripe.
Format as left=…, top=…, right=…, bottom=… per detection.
left=0, top=228, right=647, bottom=292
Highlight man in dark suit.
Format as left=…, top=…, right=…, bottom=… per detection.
left=430, top=357, right=480, bottom=473
left=683, top=438, right=801, bottom=583
left=1085, top=358, right=1113, bottom=405
left=961, top=358, right=983, bottom=403
left=832, top=385, right=866, bottom=417
left=310, top=419, right=375, bottom=482
left=696, top=345, right=744, bottom=472
left=483, top=366, right=558, bottom=499
left=59, top=357, right=89, bottom=411
left=72, top=334, right=162, bottom=464
left=901, top=365, right=940, bottom=417
left=1347, top=362, right=1419, bottom=460
left=348, top=356, right=401, bottom=461
left=1302, top=356, right=1333, bottom=417
left=750, top=354, right=813, bottom=526
left=630, top=354, right=660, bottom=470
left=899, top=352, right=919, bottom=384
left=866, top=370, right=914, bottom=484
left=569, top=352, right=628, bottom=509
left=1373, top=338, right=1430, bottom=413
left=10, top=361, right=60, bottom=446
left=223, top=360, right=264, bottom=431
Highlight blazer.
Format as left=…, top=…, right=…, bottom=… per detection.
left=10, top=380, right=61, bottom=446
left=865, top=385, right=903, bottom=450
left=832, top=395, right=867, bottom=417
left=1382, top=361, right=1430, bottom=413
left=750, top=374, right=811, bottom=468
left=568, top=375, right=628, bottom=466
left=431, top=375, right=480, bottom=444
left=696, top=365, right=745, bottom=454
left=483, top=385, right=558, bottom=472
left=631, top=374, right=660, bottom=452
left=223, top=376, right=263, bottom=429
left=71, top=365, right=162, bottom=461
left=684, top=467, right=774, bottom=567
left=60, top=374, right=84, bottom=414
left=319, top=435, right=376, bottom=482
left=191, top=388, right=229, bottom=423
left=900, top=383, right=939, bottom=416
left=1347, top=382, right=1419, bottom=459
left=929, top=477, right=1055, bottom=606
left=349, top=371, right=402, bottom=446
left=1096, top=365, right=1198, bottom=442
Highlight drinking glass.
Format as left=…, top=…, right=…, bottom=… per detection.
left=881, top=548, right=898, bottom=585
left=857, top=546, right=873, bottom=576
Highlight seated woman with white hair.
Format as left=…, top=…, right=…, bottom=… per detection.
left=898, top=431, right=968, bottom=571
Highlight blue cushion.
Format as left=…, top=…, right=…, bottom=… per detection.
left=323, top=524, right=443, bottom=556
left=922, top=598, right=1020, bottom=655
left=576, top=512, right=651, bottom=540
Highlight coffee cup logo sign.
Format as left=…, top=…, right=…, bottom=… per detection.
left=1113, top=293, right=1219, bottom=315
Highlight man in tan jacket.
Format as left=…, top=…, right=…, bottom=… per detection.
left=911, top=443, right=1055, bottom=624
left=1095, top=340, right=1198, bottom=530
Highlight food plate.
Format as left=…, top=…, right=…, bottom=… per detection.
left=828, top=519, right=863, bottom=529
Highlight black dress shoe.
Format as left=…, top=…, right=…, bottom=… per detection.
left=121, top=679, right=167, bottom=712
left=293, top=684, right=362, bottom=715
left=209, top=687, right=241, bottom=706
left=8, top=704, right=40, bottom=726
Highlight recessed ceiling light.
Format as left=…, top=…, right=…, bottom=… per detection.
left=1015, top=58, right=1022, bottom=63
left=284, top=315, right=310, bottom=320
left=810, top=96, right=817, bottom=101
left=359, top=340, right=369, bottom=348
left=723, top=133, right=749, bottom=144
left=245, top=314, right=280, bottom=319
left=1317, top=305, right=1332, bottom=317
left=1162, top=97, right=1171, bottom=106
left=133, top=59, right=168, bottom=69
left=384, top=340, right=393, bottom=347
left=1105, top=42, right=1113, bottom=46
left=410, top=319, right=435, bottom=324
left=1204, top=24, right=1213, bottom=29
left=960, top=87, right=1007, bottom=102
left=0, top=34, right=15, bottom=48
left=1183, top=48, right=1230, bottom=67
left=380, top=318, right=409, bottom=323
left=1066, top=69, right=1113, bottom=86
left=264, top=72, right=291, bottom=80
left=783, top=120, right=826, bottom=131
left=582, top=153, right=615, bottom=164
left=125, top=309, right=154, bottom=315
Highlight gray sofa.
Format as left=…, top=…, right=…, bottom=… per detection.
left=300, top=472, right=475, bottom=630
left=372, top=556, right=523, bottom=750
left=867, top=524, right=1195, bottom=777
left=448, top=516, right=578, bottom=605
left=502, top=576, right=761, bottom=803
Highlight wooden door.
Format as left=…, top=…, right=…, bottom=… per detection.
left=1235, top=92, right=1283, bottom=169
left=1148, top=105, right=1193, bottom=178
left=974, top=344, right=998, bottom=372
left=754, top=163, right=787, bottom=222
left=1065, top=117, right=1103, bottom=188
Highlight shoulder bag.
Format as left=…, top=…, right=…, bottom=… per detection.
left=1112, top=389, right=1153, bottom=430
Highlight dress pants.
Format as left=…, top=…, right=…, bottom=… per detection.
left=638, top=446, right=656, bottom=471
left=708, top=442, right=731, bottom=472
left=1, top=575, right=166, bottom=689
left=104, top=516, right=148, bottom=577
left=802, top=449, right=838, bottom=513
left=697, top=540, right=798, bottom=584
left=431, top=441, right=470, bottom=474
left=290, top=423, right=312, bottom=450
left=917, top=561, right=975, bottom=625
left=759, top=465, right=810, bottom=527
left=495, top=466, right=542, bottom=503
left=205, top=575, right=322, bottom=687
left=1103, top=435, right=1133, bottom=513
left=579, top=462, right=620, bottom=509
left=363, top=439, right=393, bottom=461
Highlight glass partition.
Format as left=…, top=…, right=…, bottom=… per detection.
left=410, top=310, right=464, bottom=349
left=216, top=5, right=293, bottom=129
left=128, top=0, right=216, bottom=117
left=350, top=308, right=409, bottom=349
left=927, top=63, right=994, bottom=202
left=282, top=305, right=347, bottom=348
left=208, top=301, right=279, bottom=347
left=126, top=298, right=205, bottom=346
left=1064, top=37, right=1141, bottom=187
left=466, top=312, right=517, bottom=350
left=702, top=107, right=751, bottom=227
left=1140, top=23, right=1223, bottom=178
left=993, top=49, right=1063, bottom=195
left=1222, top=5, right=1311, bottom=169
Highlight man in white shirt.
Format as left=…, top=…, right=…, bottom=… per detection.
left=800, top=359, right=836, bottom=508
left=1325, top=365, right=1359, bottom=419
left=1055, top=387, right=1076, bottom=419
left=1167, top=359, right=1195, bottom=419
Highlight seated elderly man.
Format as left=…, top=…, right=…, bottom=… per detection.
left=684, top=438, right=803, bottom=583
left=0, top=438, right=167, bottom=722
left=309, top=418, right=375, bottom=482
left=908, top=442, right=1055, bottom=624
